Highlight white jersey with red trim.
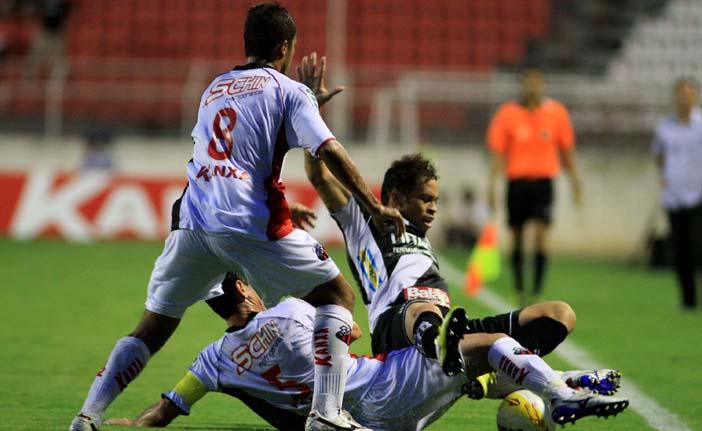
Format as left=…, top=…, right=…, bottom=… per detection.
left=190, top=298, right=380, bottom=414
left=176, top=64, right=334, bottom=240
left=186, top=298, right=466, bottom=430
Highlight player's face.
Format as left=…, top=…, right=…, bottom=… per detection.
left=675, top=82, right=698, bottom=112
left=398, top=179, right=439, bottom=233
left=521, top=71, right=545, bottom=101
left=279, top=37, right=297, bottom=74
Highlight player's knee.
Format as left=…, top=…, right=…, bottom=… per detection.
left=129, top=329, right=168, bottom=354
left=406, top=302, right=442, bottom=322
left=550, top=301, right=576, bottom=333
left=304, top=275, right=355, bottom=311
left=129, top=311, right=180, bottom=354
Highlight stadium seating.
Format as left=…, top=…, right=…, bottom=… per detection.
left=1, top=0, right=610, bottom=131
left=608, top=0, right=702, bottom=84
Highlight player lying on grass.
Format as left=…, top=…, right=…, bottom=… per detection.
left=106, top=275, right=629, bottom=430
left=305, top=151, right=590, bottom=395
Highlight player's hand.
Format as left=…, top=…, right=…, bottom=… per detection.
left=240, top=293, right=266, bottom=314
left=371, top=204, right=405, bottom=237
left=571, top=178, right=583, bottom=207
left=296, top=52, right=345, bottom=108
left=350, top=322, right=363, bottom=343
left=290, top=202, right=317, bottom=230
left=104, top=418, right=135, bottom=426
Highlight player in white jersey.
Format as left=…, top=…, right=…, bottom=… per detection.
left=106, top=276, right=629, bottom=430
left=70, top=4, right=404, bottom=431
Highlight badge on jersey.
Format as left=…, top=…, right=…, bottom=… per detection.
left=299, top=86, right=319, bottom=109
left=314, top=243, right=329, bottom=261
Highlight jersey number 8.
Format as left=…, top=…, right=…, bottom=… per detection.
left=207, top=107, right=237, bottom=160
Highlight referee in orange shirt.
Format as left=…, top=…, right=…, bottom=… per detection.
left=486, top=69, right=582, bottom=305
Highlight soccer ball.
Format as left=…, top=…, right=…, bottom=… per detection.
left=496, top=390, right=552, bottom=431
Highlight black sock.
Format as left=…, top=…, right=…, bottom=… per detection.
left=534, top=251, right=548, bottom=294
left=511, top=316, right=568, bottom=356
left=412, top=312, right=442, bottom=359
left=511, top=249, right=524, bottom=292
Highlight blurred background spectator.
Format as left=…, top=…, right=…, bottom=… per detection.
left=652, top=77, right=702, bottom=310
left=444, top=185, right=490, bottom=250
left=80, top=126, right=113, bottom=171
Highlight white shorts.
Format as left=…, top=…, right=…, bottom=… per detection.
left=146, top=229, right=340, bottom=318
left=347, top=348, right=467, bottom=431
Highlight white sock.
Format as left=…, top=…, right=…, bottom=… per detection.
left=487, top=337, right=571, bottom=399
left=310, top=305, right=353, bottom=419
left=79, top=336, right=151, bottom=421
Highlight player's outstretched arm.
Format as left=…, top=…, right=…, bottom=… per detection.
left=104, top=399, right=181, bottom=427
left=105, top=370, right=208, bottom=427
left=304, top=151, right=350, bottom=213
left=317, top=140, right=405, bottom=236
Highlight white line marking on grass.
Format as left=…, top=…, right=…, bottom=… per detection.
left=439, top=255, right=692, bottom=431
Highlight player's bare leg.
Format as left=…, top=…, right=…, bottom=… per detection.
left=460, top=333, right=629, bottom=425
left=303, top=275, right=368, bottom=430
left=69, top=312, right=179, bottom=431
left=533, top=221, right=550, bottom=301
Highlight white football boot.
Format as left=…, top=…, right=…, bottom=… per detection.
left=305, top=409, right=371, bottom=431
left=68, top=413, right=99, bottom=431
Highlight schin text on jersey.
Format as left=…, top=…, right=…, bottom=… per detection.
left=231, top=320, right=282, bottom=375
left=205, top=75, right=272, bottom=106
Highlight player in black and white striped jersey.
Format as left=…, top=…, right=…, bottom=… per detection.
left=305, top=153, right=581, bottom=380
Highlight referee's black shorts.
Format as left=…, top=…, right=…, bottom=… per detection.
left=507, top=178, right=554, bottom=227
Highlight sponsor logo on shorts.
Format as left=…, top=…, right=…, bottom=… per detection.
left=314, top=243, right=329, bottom=261
left=403, top=286, right=451, bottom=308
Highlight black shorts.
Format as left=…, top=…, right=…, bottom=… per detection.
left=371, top=301, right=449, bottom=356
left=466, top=309, right=522, bottom=336
left=371, top=303, right=521, bottom=355
left=507, top=178, right=554, bottom=227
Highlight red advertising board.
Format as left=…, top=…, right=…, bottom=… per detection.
left=0, top=170, right=324, bottom=242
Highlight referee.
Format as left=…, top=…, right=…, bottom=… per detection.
left=486, top=69, right=582, bottom=306
left=652, top=77, right=702, bottom=311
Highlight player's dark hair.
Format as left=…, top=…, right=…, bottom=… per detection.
left=205, top=272, right=246, bottom=319
left=244, top=2, right=297, bottom=61
left=381, top=154, right=439, bottom=205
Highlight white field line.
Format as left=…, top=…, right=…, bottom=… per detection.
left=439, top=255, right=692, bottom=431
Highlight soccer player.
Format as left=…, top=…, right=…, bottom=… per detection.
left=305, top=152, right=579, bottom=381
left=486, top=69, right=583, bottom=306
left=69, top=4, right=403, bottom=431
left=652, top=77, right=702, bottom=311
left=105, top=276, right=629, bottom=430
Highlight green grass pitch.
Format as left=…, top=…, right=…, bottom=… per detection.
left=0, top=239, right=700, bottom=430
